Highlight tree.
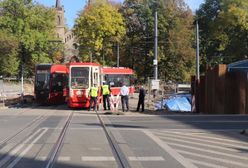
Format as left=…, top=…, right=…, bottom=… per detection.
left=121, top=0, right=195, bottom=82
left=74, top=2, right=126, bottom=65
left=0, top=0, right=61, bottom=77
left=196, top=0, right=248, bottom=70
left=0, top=30, right=19, bottom=77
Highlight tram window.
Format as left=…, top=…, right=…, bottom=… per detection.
left=71, top=67, right=89, bottom=89
left=51, top=73, right=64, bottom=92
left=36, top=72, right=50, bottom=90
left=105, top=74, right=131, bottom=87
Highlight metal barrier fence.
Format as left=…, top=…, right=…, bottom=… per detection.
left=0, top=78, right=34, bottom=105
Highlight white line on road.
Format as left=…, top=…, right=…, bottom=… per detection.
left=7, top=128, right=48, bottom=168
left=158, top=130, right=248, bottom=145
left=186, top=158, right=228, bottom=168
left=155, top=131, right=248, bottom=150
left=128, top=156, right=165, bottom=161
left=36, top=156, right=47, bottom=161
left=167, top=142, right=248, bottom=161
left=158, top=134, right=240, bottom=152
left=177, top=150, right=248, bottom=168
left=0, top=128, right=45, bottom=167
left=81, top=156, right=115, bottom=161
left=57, top=156, right=71, bottom=162
left=143, top=130, right=198, bottom=168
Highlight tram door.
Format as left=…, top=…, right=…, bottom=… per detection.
left=91, top=66, right=100, bottom=87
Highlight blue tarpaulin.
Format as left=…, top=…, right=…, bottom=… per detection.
left=155, top=94, right=192, bottom=112
left=165, top=97, right=191, bottom=112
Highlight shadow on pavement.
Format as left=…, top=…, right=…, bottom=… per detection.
left=0, top=153, right=97, bottom=168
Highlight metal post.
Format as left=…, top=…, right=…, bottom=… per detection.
left=154, top=11, right=158, bottom=80
left=196, top=20, right=200, bottom=80
left=117, top=43, right=119, bottom=67
left=90, top=50, right=92, bottom=63
left=21, top=64, right=24, bottom=103
left=148, top=77, right=150, bottom=109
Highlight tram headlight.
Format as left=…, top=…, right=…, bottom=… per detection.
left=76, top=90, right=82, bottom=97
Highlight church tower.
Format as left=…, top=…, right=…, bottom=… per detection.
left=55, top=0, right=65, bottom=42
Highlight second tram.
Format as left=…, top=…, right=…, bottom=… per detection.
left=101, top=67, right=135, bottom=95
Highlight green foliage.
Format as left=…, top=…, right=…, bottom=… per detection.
left=74, top=2, right=126, bottom=65
left=196, top=0, right=248, bottom=70
left=0, top=30, right=19, bottom=77
left=121, top=0, right=195, bottom=82
left=0, top=0, right=61, bottom=77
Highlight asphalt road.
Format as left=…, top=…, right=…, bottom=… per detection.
left=0, top=104, right=247, bottom=168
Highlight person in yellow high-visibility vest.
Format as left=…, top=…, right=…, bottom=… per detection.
left=89, top=84, right=98, bottom=111
left=101, top=81, right=111, bottom=110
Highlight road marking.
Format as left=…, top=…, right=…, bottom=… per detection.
left=88, top=148, right=104, bottom=152
left=143, top=130, right=198, bottom=168
left=177, top=150, right=248, bottom=168
left=156, top=133, right=248, bottom=151
left=7, top=128, right=48, bottom=168
left=128, top=156, right=165, bottom=161
left=186, top=158, right=228, bottom=168
left=81, top=156, right=115, bottom=161
left=167, top=142, right=248, bottom=161
left=0, top=128, right=45, bottom=167
left=159, top=134, right=240, bottom=152
left=57, top=156, right=71, bottom=162
left=36, top=156, right=47, bottom=161
left=158, top=130, right=248, bottom=145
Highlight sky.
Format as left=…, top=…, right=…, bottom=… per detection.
left=34, top=0, right=204, bottom=29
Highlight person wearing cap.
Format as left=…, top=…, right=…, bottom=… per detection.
left=101, top=81, right=111, bottom=110
left=120, top=83, right=129, bottom=112
left=89, top=83, right=98, bottom=111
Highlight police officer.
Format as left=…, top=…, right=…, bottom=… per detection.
left=89, top=83, right=98, bottom=111
left=101, top=81, right=111, bottom=110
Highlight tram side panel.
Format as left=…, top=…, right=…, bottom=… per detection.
left=35, top=64, right=67, bottom=104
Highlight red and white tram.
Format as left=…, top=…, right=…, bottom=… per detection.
left=101, top=67, right=135, bottom=96
left=66, top=62, right=101, bottom=108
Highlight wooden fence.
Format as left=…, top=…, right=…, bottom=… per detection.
left=195, top=64, right=248, bottom=114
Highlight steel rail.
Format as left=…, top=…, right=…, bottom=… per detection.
left=0, top=106, right=59, bottom=167
left=95, top=110, right=131, bottom=168
left=0, top=104, right=60, bottom=148
left=45, top=111, right=73, bottom=168
left=0, top=104, right=54, bottom=149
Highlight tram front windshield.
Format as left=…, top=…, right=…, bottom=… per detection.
left=105, top=74, right=131, bottom=87
left=35, top=70, right=50, bottom=90
left=71, top=67, right=89, bottom=89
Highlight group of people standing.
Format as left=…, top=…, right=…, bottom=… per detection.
left=88, top=82, right=146, bottom=112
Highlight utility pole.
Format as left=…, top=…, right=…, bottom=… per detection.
left=196, top=20, right=200, bottom=80
left=154, top=11, right=158, bottom=80
left=117, top=43, right=119, bottom=67
left=90, top=50, right=92, bottom=63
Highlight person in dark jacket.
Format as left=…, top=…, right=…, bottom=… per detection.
left=136, top=85, right=146, bottom=112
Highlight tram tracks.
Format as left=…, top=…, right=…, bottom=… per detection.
left=45, top=109, right=131, bottom=168
left=45, top=111, right=73, bottom=168
left=0, top=106, right=59, bottom=168
left=0, top=105, right=57, bottom=148
left=95, top=110, right=131, bottom=168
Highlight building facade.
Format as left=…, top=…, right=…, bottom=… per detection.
left=55, top=0, right=78, bottom=62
